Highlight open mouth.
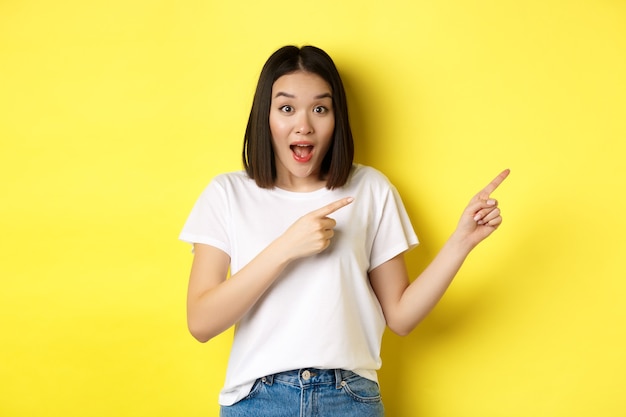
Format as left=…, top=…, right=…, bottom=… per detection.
left=290, top=144, right=314, bottom=162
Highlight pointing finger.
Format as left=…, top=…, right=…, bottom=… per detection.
left=479, top=169, right=510, bottom=197
left=314, top=197, right=354, bottom=217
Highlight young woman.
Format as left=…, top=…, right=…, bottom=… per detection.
left=180, top=45, right=509, bottom=417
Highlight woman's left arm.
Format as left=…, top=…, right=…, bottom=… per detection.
left=370, top=169, right=510, bottom=336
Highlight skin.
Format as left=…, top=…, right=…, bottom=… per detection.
left=369, top=169, right=509, bottom=336
left=186, top=70, right=510, bottom=342
left=269, top=71, right=335, bottom=192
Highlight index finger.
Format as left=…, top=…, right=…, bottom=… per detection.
left=314, top=197, right=354, bottom=217
left=479, top=169, right=510, bottom=196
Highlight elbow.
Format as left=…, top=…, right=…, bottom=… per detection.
left=189, top=328, right=211, bottom=343
left=191, top=333, right=211, bottom=343
left=388, top=324, right=413, bottom=337
left=386, top=316, right=420, bottom=337
left=395, top=329, right=412, bottom=337
left=187, top=321, right=214, bottom=343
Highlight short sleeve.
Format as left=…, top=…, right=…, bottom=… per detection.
left=179, top=178, right=231, bottom=255
left=368, top=184, right=419, bottom=270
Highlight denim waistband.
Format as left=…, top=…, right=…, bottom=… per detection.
left=263, top=368, right=351, bottom=390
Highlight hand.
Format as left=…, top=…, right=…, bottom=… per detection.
left=278, top=197, right=354, bottom=261
left=453, top=169, right=510, bottom=249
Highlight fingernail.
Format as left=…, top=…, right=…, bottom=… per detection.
left=474, top=214, right=481, bottom=221
left=487, top=199, right=496, bottom=206
left=346, top=197, right=354, bottom=203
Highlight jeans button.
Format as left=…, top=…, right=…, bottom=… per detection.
left=302, top=370, right=311, bottom=380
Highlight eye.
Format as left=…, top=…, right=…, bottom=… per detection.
left=313, top=106, right=329, bottom=114
left=279, top=105, right=294, bottom=113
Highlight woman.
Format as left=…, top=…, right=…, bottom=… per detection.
left=180, top=45, right=509, bottom=416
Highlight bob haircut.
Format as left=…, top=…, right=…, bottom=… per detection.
left=242, top=45, right=354, bottom=189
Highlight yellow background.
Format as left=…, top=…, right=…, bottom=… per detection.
left=1, top=0, right=625, bottom=416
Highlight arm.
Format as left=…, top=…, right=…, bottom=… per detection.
left=370, top=169, right=510, bottom=336
left=186, top=197, right=354, bottom=342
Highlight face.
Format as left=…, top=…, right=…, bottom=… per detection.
left=269, top=71, right=335, bottom=191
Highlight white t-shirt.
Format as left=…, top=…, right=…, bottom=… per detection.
left=180, top=164, right=418, bottom=405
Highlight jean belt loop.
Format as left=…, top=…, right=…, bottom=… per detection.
left=334, top=369, right=344, bottom=389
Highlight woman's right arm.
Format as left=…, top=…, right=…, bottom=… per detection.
left=186, top=241, right=292, bottom=342
left=186, top=197, right=354, bottom=342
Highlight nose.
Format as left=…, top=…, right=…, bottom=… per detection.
left=295, top=112, right=313, bottom=135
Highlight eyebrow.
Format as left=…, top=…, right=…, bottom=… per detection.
left=273, top=92, right=332, bottom=99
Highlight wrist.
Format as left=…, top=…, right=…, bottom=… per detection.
left=447, top=230, right=477, bottom=255
left=269, top=234, right=298, bottom=266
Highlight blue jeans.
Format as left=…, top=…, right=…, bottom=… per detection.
left=220, top=368, right=385, bottom=417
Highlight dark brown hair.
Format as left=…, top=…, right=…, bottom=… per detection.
left=242, top=45, right=354, bottom=189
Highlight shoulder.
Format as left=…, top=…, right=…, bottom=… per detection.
left=349, top=164, right=395, bottom=189
left=206, top=170, right=255, bottom=191
left=195, top=171, right=256, bottom=202
left=211, top=170, right=251, bottom=185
